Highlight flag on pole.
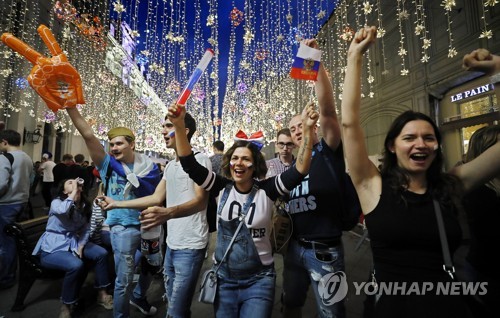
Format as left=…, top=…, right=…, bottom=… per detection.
left=290, top=43, right=322, bottom=81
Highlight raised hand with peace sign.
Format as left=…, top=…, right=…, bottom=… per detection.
left=1, top=25, right=85, bottom=112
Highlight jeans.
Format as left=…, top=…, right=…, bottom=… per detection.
left=164, top=246, right=206, bottom=318
left=40, top=242, right=110, bottom=304
left=110, top=225, right=152, bottom=318
left=282, top=239, right=346, bottom=318
left=101, top=230, right=142, bottom=266
left=0, top=203, right=24, bottom=285
left=215, top=267, right=276, bottom=318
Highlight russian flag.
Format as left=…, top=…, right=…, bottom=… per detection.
left=290, top=43, right=322, bottom=81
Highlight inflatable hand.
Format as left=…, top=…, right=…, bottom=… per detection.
left=1, top=25, right=85, bottom=112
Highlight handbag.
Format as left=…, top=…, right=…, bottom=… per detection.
left=198, top=183, right=258, bottom=304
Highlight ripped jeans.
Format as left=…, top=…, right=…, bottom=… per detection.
left=163, top=246, right=206, bottom=318
left=282, top=238, right=346, bottom=318
left=111, top=225, right=152, bottom=318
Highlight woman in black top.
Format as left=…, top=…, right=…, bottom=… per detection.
left=341, top=26, right=500, bottom=318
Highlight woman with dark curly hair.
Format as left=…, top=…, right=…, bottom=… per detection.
left=33, top=178, right=113, bottom=318
left=341, top=26, right=500, bottom=318
left=165, top=101, right=318, bottom=318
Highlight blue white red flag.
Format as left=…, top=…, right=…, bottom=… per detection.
left=290, top=43, right=322, bottom=81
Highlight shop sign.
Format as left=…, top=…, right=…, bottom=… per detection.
left=450, top=84, right=494, bottom=102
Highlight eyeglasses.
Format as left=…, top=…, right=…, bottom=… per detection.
left=276, top=142, right=295, bottom=149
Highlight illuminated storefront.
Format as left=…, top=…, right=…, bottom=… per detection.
left=439, top=77, right=499, bottom=169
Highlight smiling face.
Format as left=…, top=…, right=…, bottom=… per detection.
left=389, top=120, right=438, bottom=176
left=229, top=147, right=255, bottom=186
left=109, top=136, right=135, bottom=163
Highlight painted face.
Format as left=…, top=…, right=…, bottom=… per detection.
left=229, top=147, right=255, bottom=184
left=390, top=120, right=438, bottom=175
left=161, top=120, right=175, bottom=149
left=276, top=134, right=295, bottom=157
left=109, top=136, right=134, bottom=162
left=288, top=115, right=303, bottom=147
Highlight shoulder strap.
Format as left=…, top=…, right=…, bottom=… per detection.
left=433, top=199, right=455, bottom=280
left=217, top=183, right=233, bottom=215
left=103, top=164, right=113, bottom=196
left=1, top=152, right=14, bottom=166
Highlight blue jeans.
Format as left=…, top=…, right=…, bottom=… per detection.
left=0, top=203, right=24, bottom=285
left=164, top=246, right=206, bottom=318
left=282, top=239, right=346, bottom=318
left=110, top=225, right=152, bottom=318
left=40, top=242, right=110, bottom=304
left=215, top=266, right=276, bottom=318
left=101, top=230, right=142, bottom=266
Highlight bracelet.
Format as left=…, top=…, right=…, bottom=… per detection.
left=490, top=73, right=500, bottom=84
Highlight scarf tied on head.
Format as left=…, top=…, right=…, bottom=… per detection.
left=234, top=130, right=265, bottom=151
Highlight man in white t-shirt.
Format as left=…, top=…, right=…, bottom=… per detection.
left=101, top=112, right=210, bottom=317
left=38, top=152, right=56, bottom=208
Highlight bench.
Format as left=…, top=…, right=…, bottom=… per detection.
left=4, top=216, right=64, bottom=311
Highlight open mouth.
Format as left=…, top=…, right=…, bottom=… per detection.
left=410, top=153, right=428, bottom=162
left=233, top=168, right=246, bottom=177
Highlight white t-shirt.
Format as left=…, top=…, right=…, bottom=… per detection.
left=163, top=152, right=211, bottom=250
left=40, top=160, right=56, bottom=182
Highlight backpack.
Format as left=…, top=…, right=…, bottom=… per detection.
left=320, top=142, right=362, bottom=231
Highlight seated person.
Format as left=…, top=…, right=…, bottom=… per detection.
left=33, top=178, right=113, bottom=318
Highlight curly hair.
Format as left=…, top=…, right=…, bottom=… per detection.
left=379, top=110, right=463, bottom=210
left=55, top=179, right=92, bottom=222
left=221, top=140, right=268, bottom=180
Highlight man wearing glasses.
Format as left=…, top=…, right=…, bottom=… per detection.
left=266, top=128, right=295, bottom=179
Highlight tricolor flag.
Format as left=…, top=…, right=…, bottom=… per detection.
left=290, top=43, right=322, bottom=81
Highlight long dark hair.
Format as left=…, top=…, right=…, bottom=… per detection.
left=221, top=140, right=268, bottom=180
left=55, top=179, right=92, bottom=221
left=379, top=110, right=463, bottom=210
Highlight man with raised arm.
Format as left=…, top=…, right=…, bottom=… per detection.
left=99, top=112, right=211, bottom=318
left=1, top=25, right=161, bottom=317
left=282, top=38, right=357, bottom=318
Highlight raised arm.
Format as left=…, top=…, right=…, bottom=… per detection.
left=341, top=26, right=380, bottom=214
left=295, top=101, right=319, bottom=175
left=450, top=139, right=500, bottom=193
left=462, top=48, right=500, bottom=103
left=304, top=39, right=341, bottom=150
left=450, top=49, right=500, bottom=192
left=66, top=108, right=106, bottom=166
left=167, top=104, right=192, bottom=157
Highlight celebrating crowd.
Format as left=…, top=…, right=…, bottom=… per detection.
left=1, top=24, right=499, bottom=318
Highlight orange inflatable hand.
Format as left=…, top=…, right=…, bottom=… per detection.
left=1, top=25, right=85, bottom=112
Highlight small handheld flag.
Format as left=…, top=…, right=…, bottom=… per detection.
left=173, top=48, right=214, bottom=115
left=290, top=43, right=322, bottom=81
